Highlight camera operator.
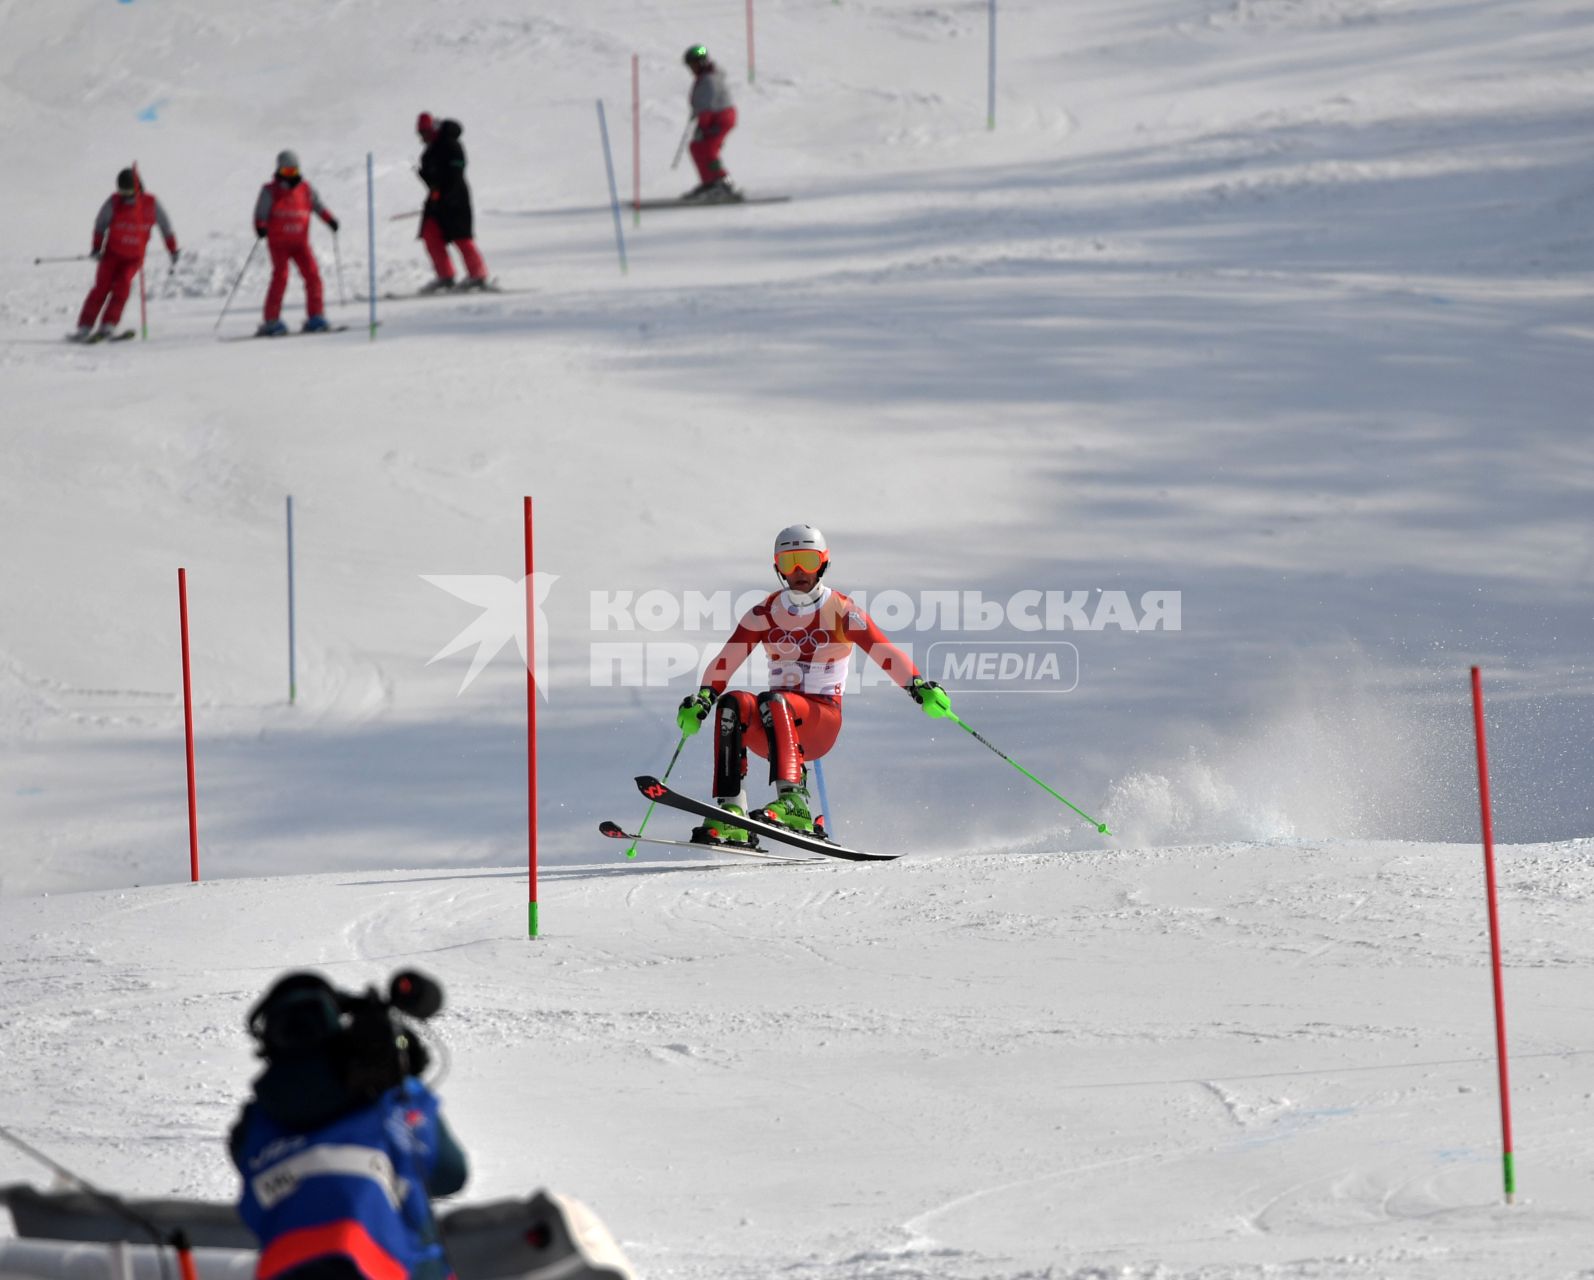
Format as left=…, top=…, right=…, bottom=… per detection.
left=229, top=971, right=468, bottom=1280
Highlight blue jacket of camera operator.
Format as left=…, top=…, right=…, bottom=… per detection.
left=229, top=973, right=468, bottom=1280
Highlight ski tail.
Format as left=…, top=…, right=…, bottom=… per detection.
left=599, top=820, right=818, bottom=862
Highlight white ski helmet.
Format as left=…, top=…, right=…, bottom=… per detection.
left=773, top=524, right=829, bottom=581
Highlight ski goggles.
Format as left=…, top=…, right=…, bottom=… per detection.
left=775, top=549, right=826, bottom=576
left=277, top=165, right=300, bottom=179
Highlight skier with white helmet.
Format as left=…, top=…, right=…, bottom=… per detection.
left=675, top=525, right=953, bottom=845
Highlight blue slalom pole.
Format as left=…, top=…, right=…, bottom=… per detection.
left=814, top=758, right=836, bottom=839
left=596, top=100, right=629, bottom=275
left=285, top=495, right=297, bottom=705
left=987, top=0, right=997, bottom=130
left=365, top=151, right=378, bottom=339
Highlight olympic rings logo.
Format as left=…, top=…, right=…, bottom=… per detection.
left=766, top=627, right=807, bottom=660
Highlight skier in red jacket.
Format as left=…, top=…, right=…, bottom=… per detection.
left=253, top=151, right=339, bottom=337
left=682, top=45, right=739, bottom=202
left=74, top=168, right=178, bottom=342
left=674, top=525, right=953, bottom=845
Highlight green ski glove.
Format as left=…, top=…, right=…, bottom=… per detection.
left=676, top=687, right=717, bottom=736
left=908, top=676, right=952, bottom=719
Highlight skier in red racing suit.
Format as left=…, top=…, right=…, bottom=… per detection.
left=75, top=168, right=178, bottom=341
left=674, top=524, right=953, bottom=844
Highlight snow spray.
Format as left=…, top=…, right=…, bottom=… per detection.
left=525, top=498, right=539, bottom=937
left=178, top=569, right=199, bottom=882
left=1470, top=666, right=1516, bottom=1204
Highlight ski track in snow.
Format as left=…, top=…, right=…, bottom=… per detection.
left=7, top=842, right=1594, bottom=1275
left=3, top=0, right=1594, bottom=1276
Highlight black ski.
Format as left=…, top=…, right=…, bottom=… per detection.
left=219, top=325, right=354, bottom=343
left=633, top=777, right=897, bottom=862
left=635, top=195, right=791, bottom=211
left=67, top=331, right=136, bottom=344
left=353, top=283, right=529, bottom=303
left=598, top=821, right=821, bottom=863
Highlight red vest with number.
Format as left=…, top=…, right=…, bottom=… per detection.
left=266, top=181, right=313, bottom=246
left=107, top=194, right=157, bottom=260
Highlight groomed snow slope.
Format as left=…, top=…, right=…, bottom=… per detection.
left=2, top=0, right=1593, bottom=1275
left=4, top=838, right=1594, bottom=1278
left=1, top=0, right=1590, bottom=891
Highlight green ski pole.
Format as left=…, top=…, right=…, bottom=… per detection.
left=625, top=733, right=689, bottom=858
left=946, top=712, right=1109, bottom=834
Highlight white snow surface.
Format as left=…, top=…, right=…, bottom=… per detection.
left=2, top=0, right=1592, bottom=1275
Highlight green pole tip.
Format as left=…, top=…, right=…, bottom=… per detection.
left=626, top=850, right=637, bottom=859
left=1098, top=824, right=1110, bottom=835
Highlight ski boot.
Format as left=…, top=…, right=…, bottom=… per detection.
left=302, top=314, right=330, bottom=333
left=256, top=319, right=288, bottom=337
left=680, top=182, right=712, bottom=202
left=758, top=783, right=816, bottom=835
left=702, top=180, right=742, bottom=204
left=91, top=324, right=117, bottom=342
left=70, top=325, right=93, bottom=343
left=418, top=276, right=456, bottom=295
left=458, top=275, right=493, bottom=292
left=690, top=802, right=754, bottom=848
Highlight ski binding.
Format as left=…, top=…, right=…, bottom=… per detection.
left=632, top=777, right=897, bottom=862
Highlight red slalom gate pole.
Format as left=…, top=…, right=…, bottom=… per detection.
left=525, top=497, right=539, bottom=938
left=631, top=54, right=641, bottom=225
left=1470, top=666, right=1515, bottom=1204
left=746, top=0, right=756, bottom=83
left=178, top=568, right=200, bottom=882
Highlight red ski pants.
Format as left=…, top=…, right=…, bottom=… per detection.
left=78, top=253, right=142, bottom=329
left=264, top=240, right=324, bottom=322
left=689, top=108, right=737, bottom=185
left=712, top=690, right=841, bottom=799
left=421, top=220, right=487, bottom=283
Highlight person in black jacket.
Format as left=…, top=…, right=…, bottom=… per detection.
left=416, top=112, right=491, bottom=293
